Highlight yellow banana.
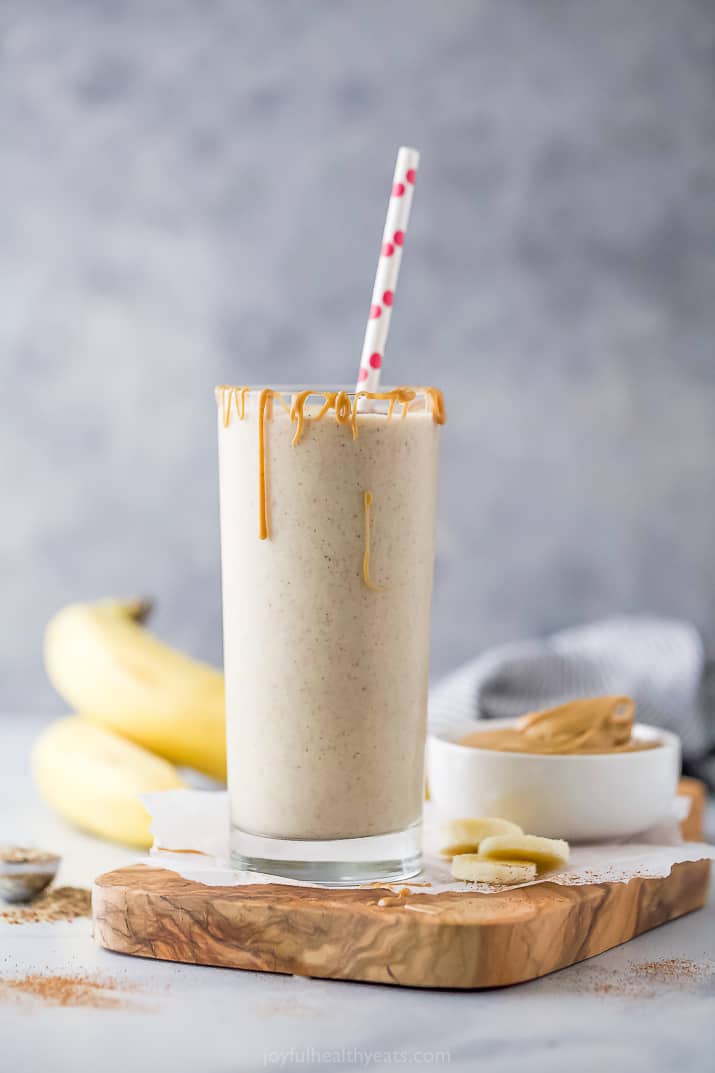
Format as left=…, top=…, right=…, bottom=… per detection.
left=32, top=716, right=186, bottom=848
left=450, top=855, right=537, bottom=885
left=44, top=599, right=226, bottom=779
left=439, top=817, right=523, bottom=858
left=479, top=833, right=570, bottom=874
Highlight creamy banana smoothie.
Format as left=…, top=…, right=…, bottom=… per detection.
left=217, top=386, right=443, bottom=882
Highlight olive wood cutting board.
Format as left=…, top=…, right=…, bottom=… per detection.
left=92, top=778, right=711, bottom=990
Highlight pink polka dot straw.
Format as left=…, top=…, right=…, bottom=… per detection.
left=356, top=147, right=420, bottom=395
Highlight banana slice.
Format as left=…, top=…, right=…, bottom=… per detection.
left=451, top=855, right=537, bottom=885
left=439, top=817, right=523, bottom=858
left=478, top=834, right=570, bottom=874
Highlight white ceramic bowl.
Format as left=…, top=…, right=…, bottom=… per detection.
left=427, top=719, right=681, bottom=842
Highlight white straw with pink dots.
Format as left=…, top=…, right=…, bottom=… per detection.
left=355, top=146, right=420, bottom=393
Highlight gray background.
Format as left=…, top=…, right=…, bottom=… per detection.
left=2, top=0, right=714, bottom=712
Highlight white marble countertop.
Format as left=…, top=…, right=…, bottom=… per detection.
left=1, top=715, right=713, bottom=1073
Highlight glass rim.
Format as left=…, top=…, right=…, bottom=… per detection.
left=214, top=384, right=438, bottom=396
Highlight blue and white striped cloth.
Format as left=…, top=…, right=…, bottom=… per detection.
left=429, top=617, right=710, bottom=776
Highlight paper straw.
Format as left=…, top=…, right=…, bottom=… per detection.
left=355, top=146, right=420, bottom=394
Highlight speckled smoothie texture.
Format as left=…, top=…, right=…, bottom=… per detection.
left=218, top=399, right=440, bottom=840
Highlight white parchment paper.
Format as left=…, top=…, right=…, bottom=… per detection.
left=138, top=790, right=715, bottom=895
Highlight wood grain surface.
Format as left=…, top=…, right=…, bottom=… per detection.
left=92, top=781, right=711, bottom=990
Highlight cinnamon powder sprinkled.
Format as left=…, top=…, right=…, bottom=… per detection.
left=0, top=886, right=91, bottom=925
left=634, top=958, right=710, bottom=983
left=0, top=974, right=143, bottom=1010
left=556, top=957, right=714, bottom=998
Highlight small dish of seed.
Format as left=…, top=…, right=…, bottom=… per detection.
left=0, top=847, right=61, bottom=904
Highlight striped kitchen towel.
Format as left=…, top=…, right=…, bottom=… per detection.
left=429, top=616, right=711, bottom=777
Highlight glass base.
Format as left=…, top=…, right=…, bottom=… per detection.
left=230, top=822, right=422, bottom=886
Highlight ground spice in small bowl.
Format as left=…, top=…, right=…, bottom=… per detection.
left=0, top=846, right=61, bottom=903
left=0, top=847, right=59, bottom=865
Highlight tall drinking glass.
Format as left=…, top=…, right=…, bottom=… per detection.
left=217, top=385, right=442, bottom=883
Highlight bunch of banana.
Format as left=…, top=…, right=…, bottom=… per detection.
left=439, top=816, right=570, bottom=885
left=34, top=598, right=226, bottom=848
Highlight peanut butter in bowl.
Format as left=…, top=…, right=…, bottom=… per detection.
left=426, top=697, right=679, bottom=842
left=459, top=696, right=662, bottom=756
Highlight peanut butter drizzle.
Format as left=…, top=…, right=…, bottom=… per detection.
left=459, top=696, right=662, bottom=755
left=362, top=490, right=383, bottom=592
left=216, top=385, right=249, bottom=426
left=216, top=385, right=232, bottom=428
left=281, top=387, right=423, bottom=446
left=376, top=887, right=412, bottom=907
left=423, top=386, right=446, bottom=424
left=271, top=392, right=291, bottom=416
left=257, top=389, right=272, bottom=540
left=289, top=389, right=313, bottom=446
left=217, top=386, right=445, bottom=540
